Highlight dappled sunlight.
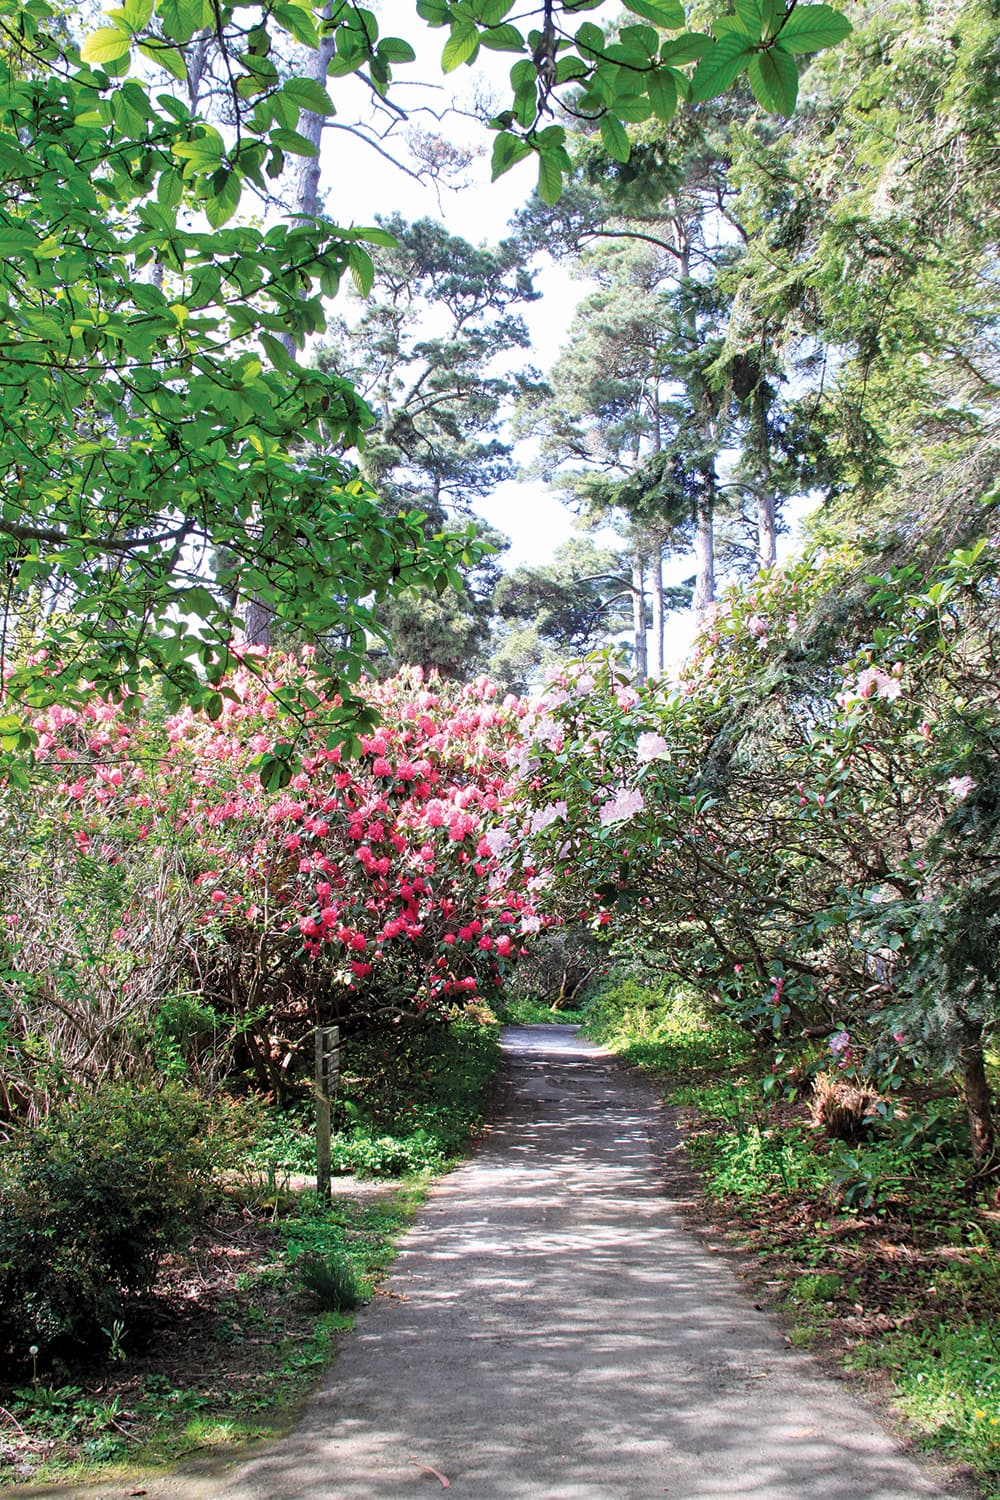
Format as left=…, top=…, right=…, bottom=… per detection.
left=218, top=1028, right=948, bottom=1500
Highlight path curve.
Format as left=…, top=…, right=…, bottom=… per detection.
left=215, top=1024, right=959, bottom=1500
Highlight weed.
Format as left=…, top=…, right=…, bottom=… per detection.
left=296, top=1253, right=364, bottom=1313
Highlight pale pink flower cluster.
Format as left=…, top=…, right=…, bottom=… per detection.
left=598, top=786, right=645, bottom=826
left=947, top=774, right=976, bottom=801
left=635, top=731, right=669, bottom=763
left=856, top=666, right=902, bottom=701
left=529, top=800, right=568, bottom=834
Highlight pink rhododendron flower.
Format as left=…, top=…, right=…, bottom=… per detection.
left=598, top=787, right=645, bottom=826
left=635, top=732, right=669, bottom=763
left=947, top=774, right=976, bottom=800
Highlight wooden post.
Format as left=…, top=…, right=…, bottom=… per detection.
left=315, top=1024, right=340, bottom=1202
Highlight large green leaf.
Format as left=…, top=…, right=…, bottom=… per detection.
left=622, top=0, right=684, bottom=25
left=747, top=42, right=798, bottom=114
left=282, top=76, right=336, bottom=115
left=442, top=20, right=479, bottom=71
left=204, top=169, right=242, bottom=227
left=777, top=4, right=852, bottom=54
left=600, top=113, right=631, bottom=162
left=647, top=68, right=678, bottom=121
left=688, top=32, right=755, bottom=102
left=537, top=149, right=563, bottom=206
left=491, top=129, right=533, bottom=179
left=80, top=26, right=131, bottom=64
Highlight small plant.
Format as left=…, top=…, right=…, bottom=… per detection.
left=296, top=1253, right=364, bottom=1313
left=811, top=1072, right=880, bottom=1142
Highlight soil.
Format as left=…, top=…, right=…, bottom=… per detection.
left=4, top=1027, right=985, bottom=1499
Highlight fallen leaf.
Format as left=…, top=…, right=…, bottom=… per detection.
left=409, top=1458, right=450, bottom=1488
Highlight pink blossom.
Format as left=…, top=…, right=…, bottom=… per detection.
left=598, top=787, right=645, bottom=826
left=947, top=774, right=976, bottom=800
left=635, top=732, right=669, bottom=763
left=529, top=800, right=567, bottom=834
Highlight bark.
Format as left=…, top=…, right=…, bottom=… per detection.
left=960, top=1035, right=996, bottom=1168
left=244, top=14, right=335, bottom=648
left=631, top=560, right=648, bottom=680
left=650, top=549, right=664, bottom=675
left=757, top=488, right=777, bottom=570
left=692, top=487, right=715, bottom=620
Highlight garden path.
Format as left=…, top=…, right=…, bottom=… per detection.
left=25, top=1025, right=964, bottom=1500
left=210, top=1023, right=956, bottom=1500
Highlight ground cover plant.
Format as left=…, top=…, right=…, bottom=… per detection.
left=0, top=1182, right=420, bottom=1486
left=0, top=1008, right=498, bottom=1483
left=586, top=974, right=1000, bottom=1494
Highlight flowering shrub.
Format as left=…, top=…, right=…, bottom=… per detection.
left=1, top=659, right=537, bottom=1115
left=509, top=542, right=1000, bottom=1163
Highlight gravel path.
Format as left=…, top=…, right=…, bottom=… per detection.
left=209, top=1023, right=957, bottom=1500
left=20, top=1025, right=963, bottom=1500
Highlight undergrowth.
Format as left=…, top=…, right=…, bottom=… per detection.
left=0, top=1016, right=499, bottom=1485
left=0, top=1184, right=422, bottom=1486
left=587, top=975, right=1000, bottom=1494
left=238, top=1016, right=501, bottom=1181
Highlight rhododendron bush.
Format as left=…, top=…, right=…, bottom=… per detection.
left=511, top=542, right=1000, bottom=1164
left=0, top=659, right=536, bottom=1120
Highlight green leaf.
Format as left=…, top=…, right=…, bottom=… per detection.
left=204, top=169, right=242, bottom=227
left=688, top=32, right=755, bottom=102
left=600, top=113, right=630, bottom=162
left=271, top=127, right=318, bottom=156
left=536, top=149, right=563, bottom=206
left=734, top=0, right=763, bottom=38
left=282, top=76, right=336, bottom=115
left=156, top=166, right=184, bottom=207
left=158, top=0, right=212, bottom=44
left=347, top=244, right=374, bottom=296
left=416, top=0, right=449, bottom=23
left=471, top=0, right=513, bottom=21
left=138, top=41, right=189, bottom=81
left=491, top=129, right=533, bottom=179
left=480, top=23, right=524, bottom=51
left=659, top=31, right=713, bottom=63
left=621, top=0, right=683, bottom=25
left=442, top=20, right=479, bottom=71
left=777, top=4, right=851, bottom=54
left=80, top=26, right=131, bottom=64
left=647, top=68, right=678, bottom=121
left=378, top=36, right=417, bottom=62
left=747, top=43, right=798, bottom=113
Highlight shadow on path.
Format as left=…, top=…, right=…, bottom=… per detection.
left=205, top=1024, right=961, bottom=1500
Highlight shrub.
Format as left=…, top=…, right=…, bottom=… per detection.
left=0, top=1084, right=215, bottom=1362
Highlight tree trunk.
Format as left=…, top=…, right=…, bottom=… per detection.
left=631, top=560, right=648, bottom=680
left=692, top=487, right=715, bottom=620
left=243, top=14, right=335, bottom=648
left=757, top=488, right=777, bottom=570
left=650, top=548, right=664, bottom=675
left=960, top=1035, right=996, bottom=1168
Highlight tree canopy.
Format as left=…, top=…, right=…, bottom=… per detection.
left=0, top=0, right=850, bottom=781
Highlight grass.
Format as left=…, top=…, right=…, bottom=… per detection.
left=586, top=979, right=1000, bottom=1495
left=0, top=1182, right=424, bottom=1486
left=497, top=995, right=587, bottom=1025
left=0, top=1016, right=501, bottom=1487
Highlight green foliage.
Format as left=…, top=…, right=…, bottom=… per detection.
left=236, top=1018, right=502, bottom=1180
left=582, top=971, right=752, bottom=1078
left=515, top=540, right=1000, bottom=1161
left=295, top=1253, right=364, bottom=1312
left=0, top=0, right=848, bottom=755
left=0, top=1085, right=215, bottom=1358
left=848, top=1322, right=1000, bottom=1488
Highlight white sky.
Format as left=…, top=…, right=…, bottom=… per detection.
left=303, top=24, right=816, bottom=666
